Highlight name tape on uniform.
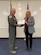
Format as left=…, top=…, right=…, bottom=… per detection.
left=9, top=15, right=12, bottom=18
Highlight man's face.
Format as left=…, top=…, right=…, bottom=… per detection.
left=12, top=11, right=15, bottom=15
left=11, top=9, right=16, bottom=15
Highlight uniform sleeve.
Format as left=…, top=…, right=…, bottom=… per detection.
left=14, top=17, right=18, bottom=26
left=15, top=17, right=17, bottom=24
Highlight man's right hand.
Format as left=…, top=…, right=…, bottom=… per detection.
left=17, top=24, right=24, bottom=27
left=17, top=25, right=21, bottom=27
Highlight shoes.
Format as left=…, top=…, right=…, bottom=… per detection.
left=14, top=47, right=18, bottom=50
left=9, top=50, right=16, bottom=54
left=27, top=47, right=32, bottom=51
left=29, top=48, right=32, bottom=51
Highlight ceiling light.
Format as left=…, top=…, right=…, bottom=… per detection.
left=18, top=12, right=22, bottom=16
left=40, top=7, right=41, bottom=10
left=18, top=3, right=21, bottom=6
left=18, top=7, right=21, bottom=10
left=3, top=11, right=8, bottom=15
left=32, top=11, right=37, bottom=16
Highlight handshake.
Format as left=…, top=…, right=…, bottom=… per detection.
left=17, top=24, right=24, bottom=27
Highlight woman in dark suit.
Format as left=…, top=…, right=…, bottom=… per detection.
left=24, top=10, right=35, bottom=51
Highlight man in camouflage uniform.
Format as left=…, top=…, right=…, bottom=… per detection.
left=8, top=8, right=18, bottom=53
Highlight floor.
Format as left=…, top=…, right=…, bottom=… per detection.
left=0, top=38, right=41, bottom=55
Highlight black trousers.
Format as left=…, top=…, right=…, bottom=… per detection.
left=25, top=31, right=32, bottom=49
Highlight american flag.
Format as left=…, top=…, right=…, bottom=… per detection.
left=10, top=0, right=12, bottom=15
left=27, top=3, right=29, bottom=10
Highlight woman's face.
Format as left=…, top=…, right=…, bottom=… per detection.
left=26, top=11, right=31, bottom=18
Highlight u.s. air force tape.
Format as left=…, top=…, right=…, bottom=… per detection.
left=9, top=15, right=12, bottom=18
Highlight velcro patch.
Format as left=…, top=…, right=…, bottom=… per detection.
left=9, top=15, right=12, bottom=18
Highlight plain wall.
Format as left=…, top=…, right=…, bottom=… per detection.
left=0, top=1, right=41, bottom=38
